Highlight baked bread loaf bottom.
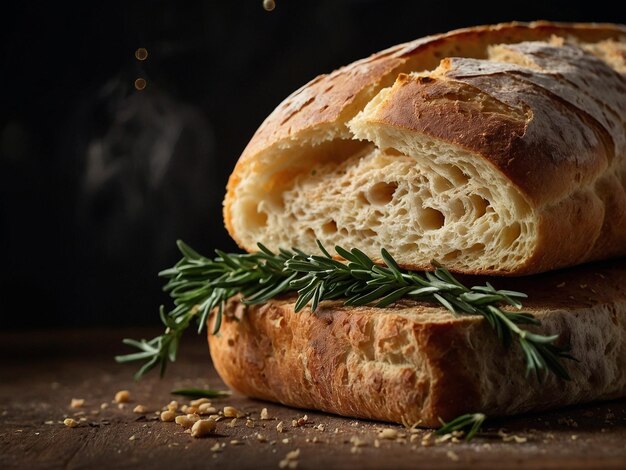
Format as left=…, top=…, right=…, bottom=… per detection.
left=224, top=22, right=626, bottom=276
left=208, top=258, right=626, bottom=427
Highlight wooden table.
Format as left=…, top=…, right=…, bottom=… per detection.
left=1, top=328, right=625, bottom=469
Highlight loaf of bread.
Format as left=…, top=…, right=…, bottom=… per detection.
left=224, top=22, right=626, bottom=275
left=208, top=258, right=626, bottom=426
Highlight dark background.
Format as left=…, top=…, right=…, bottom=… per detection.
left=2, top=0, right=624, bottom=328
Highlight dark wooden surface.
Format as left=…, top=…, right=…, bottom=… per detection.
left=1, top=329, right=625, bottom=470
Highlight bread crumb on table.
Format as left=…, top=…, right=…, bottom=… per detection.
left=160, top=410, right=176, bottom=422
left=70, top=398, right=85, bottom=409
left=198, top=403, right=216, bottom=415
left=224, top=406, right=244, bottom=418
left=191, top=418, right=217, bottom=438
left=190, top=398, right=211, bottom=407
left=378, top=428, right=398, bottom=440
left=114, top=390, right=130, bottom=404
left=63, top=418, right=79, bottom=428
left=279, top=448, right=300, bottom=469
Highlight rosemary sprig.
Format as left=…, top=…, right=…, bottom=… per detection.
left=436, top=413, right=486, bottom=441
left=116, top=240, right=574, bottom=380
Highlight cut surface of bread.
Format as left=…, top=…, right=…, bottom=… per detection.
left=224, top=22, right=626, bottom=275
left=208, top=258, right=626, bottom=427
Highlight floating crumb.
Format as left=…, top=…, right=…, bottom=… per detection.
left=246, top=419, right=255, bottom=428
left=316, top=424, right=325, bottom=432
left=166, top=401, right=178, bottom=412
left=228, top=418, right=238, bottom=428
left=210, top=443, right=222, bottom=453
left=100, top=403, right=108, bottom=410
left=263, top=0, right=276, bottom=13
left=128, top=434, right=137, bottom=441
left=230, top=439, right=244, bottom=446
left=257, top=433, right=267, bottom=443
left=63, top=418, right=78, bottom=428
left=260, top=408, right=270, bottom=420
left=114, top=390, right=130, bottom=404
left=446, top=450, right=459, bottom=461
left=276, top=421, right=285, bottom=433
left=70, top=398, right=85, bottom=409
left=133, top=405, right=148, bottom=414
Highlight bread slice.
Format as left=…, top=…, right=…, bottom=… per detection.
left=224, top=22, right=626, bottom=275
left=208, top=258, right=626, bottom=426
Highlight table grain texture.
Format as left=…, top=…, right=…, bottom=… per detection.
left=1, top=328, right=625, bottom=469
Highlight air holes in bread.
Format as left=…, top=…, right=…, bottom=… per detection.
left=366, top=182, right=398, bottom=205
left=242, top=200, right=268, bottom=229
left=420, top=207, right=445, bottom=230
left=322, top=220, right=338, bottom=234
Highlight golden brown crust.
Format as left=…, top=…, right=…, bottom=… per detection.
left=208, top=258, right=626, bottom=426
left=358, top=42, right=626, bottom=275
left=224, top=21, right=626, bottom=247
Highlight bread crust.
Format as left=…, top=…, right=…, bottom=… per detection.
left=224, top=22, right=626, bottom=275
left=224, top=21, right=626, bottom=255
left=208, top=258, right=626, bottom=426
left=355, top=43, right=626, bottom=274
